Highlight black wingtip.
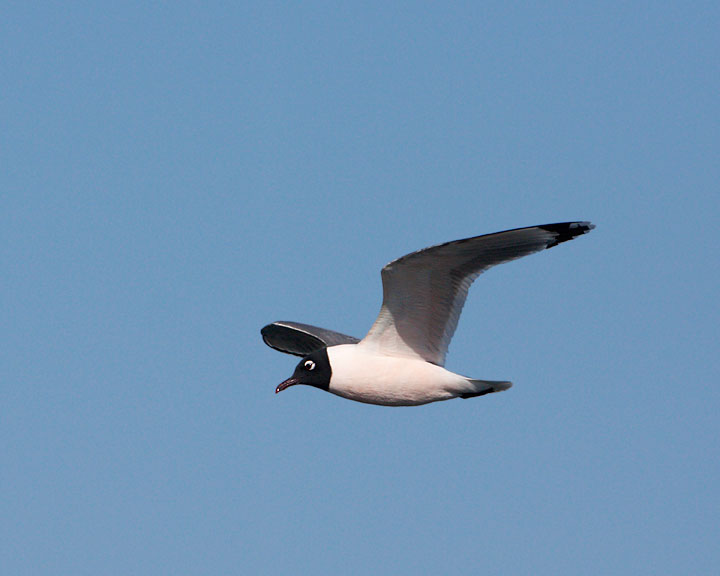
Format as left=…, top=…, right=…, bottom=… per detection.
left=539, top=221, right=595, bottom=248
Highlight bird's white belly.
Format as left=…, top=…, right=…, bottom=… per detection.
left=326, top=345, right=464, bottom=406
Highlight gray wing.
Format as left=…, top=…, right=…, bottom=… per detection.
left=360, top=222, right=595, bottom=365
left=261, top=321, right=360, bottom=357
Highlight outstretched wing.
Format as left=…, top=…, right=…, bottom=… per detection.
left=261, top=321, right=360, bottom=357
left=360, top=222, right=595, bottom=366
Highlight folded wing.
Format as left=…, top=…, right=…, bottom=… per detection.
left=360, top=222, right=595, bottom=365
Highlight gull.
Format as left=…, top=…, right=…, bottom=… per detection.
left=262, top=222, right=594, bottom=406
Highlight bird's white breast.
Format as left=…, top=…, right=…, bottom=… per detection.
left=326, top=344, right=466, bottom=406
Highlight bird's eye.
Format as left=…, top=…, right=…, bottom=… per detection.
left=304, top=360, right=316, bottom=371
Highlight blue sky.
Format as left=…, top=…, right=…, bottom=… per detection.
left=2, top=2, right=718, bottom=574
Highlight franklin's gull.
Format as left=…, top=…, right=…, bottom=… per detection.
left=263, top=222, right=594, bottom=406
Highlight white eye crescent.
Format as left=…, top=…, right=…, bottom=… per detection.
left=304, top=360, right=316, bottom=371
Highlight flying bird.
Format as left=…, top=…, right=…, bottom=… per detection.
left=262, top=222, right=594, bottom=406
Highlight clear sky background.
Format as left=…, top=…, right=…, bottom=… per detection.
left=2, top=3, right=718, bottom=575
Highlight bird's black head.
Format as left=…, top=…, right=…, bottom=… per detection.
left=275, top=347, right=332, bottom=394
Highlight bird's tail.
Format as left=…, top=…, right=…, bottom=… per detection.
left=458, top=379, right=512, bottom=399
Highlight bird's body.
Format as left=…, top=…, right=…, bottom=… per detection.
left=326, top=344, right=477, bottom=406
left=263, top=222, right=594, bottom=407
